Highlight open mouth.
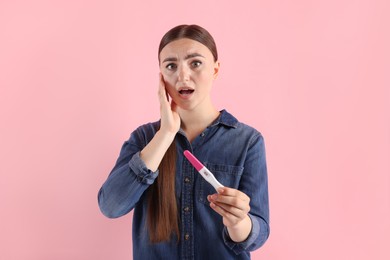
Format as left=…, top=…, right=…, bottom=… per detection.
left=179, top=89, right=194, bottom=95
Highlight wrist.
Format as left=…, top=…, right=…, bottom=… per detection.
left=229, top=215, right=251, bottom=230
left=226, top=215, right=252, bottom=242
left=155, top=129, right=176, bottom=143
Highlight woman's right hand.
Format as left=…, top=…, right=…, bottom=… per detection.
left=158, top=73, right=181, bottom=135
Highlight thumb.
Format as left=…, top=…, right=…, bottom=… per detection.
left=171, top=100, right=178, bottom=112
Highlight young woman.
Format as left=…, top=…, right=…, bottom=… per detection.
left=98, top=24, right=270, bottom=259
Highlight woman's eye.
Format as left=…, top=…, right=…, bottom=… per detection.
left=166, top=63, right=177, bottom=70
left=191, top=61, right=202, bottom=68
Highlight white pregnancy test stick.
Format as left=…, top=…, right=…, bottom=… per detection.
left=183, top=150, right=224, bottom=192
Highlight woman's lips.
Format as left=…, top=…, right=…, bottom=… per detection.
left=178, top=89, right=194, bottom=99
left=179, top=89, right=194, bottom=94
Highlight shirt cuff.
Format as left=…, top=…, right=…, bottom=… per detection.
left=128, top=152, right=159, bottom=185
left=222, top=213, right=260, bottom=255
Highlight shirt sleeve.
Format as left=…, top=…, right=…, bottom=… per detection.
left=222, top=133, right=270, bottom=254
left=98, top=126, right=159, bottom=218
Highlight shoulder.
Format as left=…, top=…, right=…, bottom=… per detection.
left=221, top=110, right=264, bottom=144
left=236, top=121, right=262, bottom=136
left=236, top=122, right=265, bottom=148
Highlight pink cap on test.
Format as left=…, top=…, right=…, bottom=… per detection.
left=183, top=150, right=204, bottom=171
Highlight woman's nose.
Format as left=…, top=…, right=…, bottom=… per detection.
left=178, top=65, right=190, bottom=82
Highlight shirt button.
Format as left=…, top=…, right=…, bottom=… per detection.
left=184, top=177, right=190, bottom=183
left=184, top=234, right=190, bottom=240
left=183, top=206, right=190, bottom=212
left=200, top=132, right=205, bottom=137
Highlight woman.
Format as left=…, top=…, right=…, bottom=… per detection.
left=98, top=24, right=270, bottom=259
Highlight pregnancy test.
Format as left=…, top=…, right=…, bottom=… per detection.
left=183, top=150, right=224, bottom=191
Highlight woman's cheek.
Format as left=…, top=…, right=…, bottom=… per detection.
left=161, top=72, right=175, bottom=86
left=164, top=82, right=177, bottom=99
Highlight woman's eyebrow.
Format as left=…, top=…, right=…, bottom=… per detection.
left=185, top=53, right=204, bottom=60
left=162, top=57, right=177, bottom=63
left=162, top=53, right=205, bottom=63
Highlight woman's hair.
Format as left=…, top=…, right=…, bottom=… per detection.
left=147, top=24, right=218, bottom=243
left=158, top=24, right=218, bottom=62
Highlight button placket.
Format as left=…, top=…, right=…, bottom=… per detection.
left=181, top=153, right=194, bottom=259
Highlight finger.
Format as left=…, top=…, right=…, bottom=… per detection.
left=210, top=202, right=241, bottom=221
left=171, top=100, right=177, bottom=112
left=212, top=201, right=247, bottom=219
left=209, top=194, right=250, bottom=213
left=212, top=189, right=250, bottom=208
left=160, top=73, right=170, bottom=102
left=158, top=77, right=165, bottom=99
left=208, top=194, right=249, bottom=216
left=158, top=74, right=169, bottom=104
left=218, top=187, right=250, bottom=202
left=165, top=89, right=169, bottom=102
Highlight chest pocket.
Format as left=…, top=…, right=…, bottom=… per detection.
left=196, top=162, right=244, bottom=205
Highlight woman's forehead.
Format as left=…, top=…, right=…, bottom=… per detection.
left=160, top=38, right=212, bottom=59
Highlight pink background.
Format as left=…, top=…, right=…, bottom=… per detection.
left=1, top=0, right=389, bottom=259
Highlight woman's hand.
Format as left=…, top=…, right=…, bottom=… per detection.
left=208, top=187, right=252, bottom=242
left=139, top=74, right=180, bottom=172
left=158, top=73, right=181, bottom=135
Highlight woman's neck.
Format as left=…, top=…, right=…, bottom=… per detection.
left=178, top=104, right=220, bottom=142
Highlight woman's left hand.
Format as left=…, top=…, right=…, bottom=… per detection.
left=207, top=187, right=251, bottom=229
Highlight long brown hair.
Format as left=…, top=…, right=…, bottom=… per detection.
left=147, top=24, right=218, bottom=243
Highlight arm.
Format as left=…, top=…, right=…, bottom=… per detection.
left=97, top=130, right=158, bottom=218
left=139, top=74, right=180, bottom=171
left=208, top=133, right=270, bottom=253
left=98, top=74, right=180, bottom=218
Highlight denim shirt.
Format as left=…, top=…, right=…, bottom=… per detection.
left=98, top=110, right=270, bottom=260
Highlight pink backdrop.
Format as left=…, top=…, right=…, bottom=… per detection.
left=1, top=0, right=389, bottom=259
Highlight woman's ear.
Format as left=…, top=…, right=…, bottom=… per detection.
left=213, top=61, right=220, bottom=79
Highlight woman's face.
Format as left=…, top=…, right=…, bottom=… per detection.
left=159, top=38, right=220, bottom=111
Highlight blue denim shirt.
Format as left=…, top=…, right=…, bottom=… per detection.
left=98, top=110, right=270, bottom=259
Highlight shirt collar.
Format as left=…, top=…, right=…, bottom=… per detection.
left=209, top=109, right=238, bottom=129
left=177, top=109, right=239, bottom=137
